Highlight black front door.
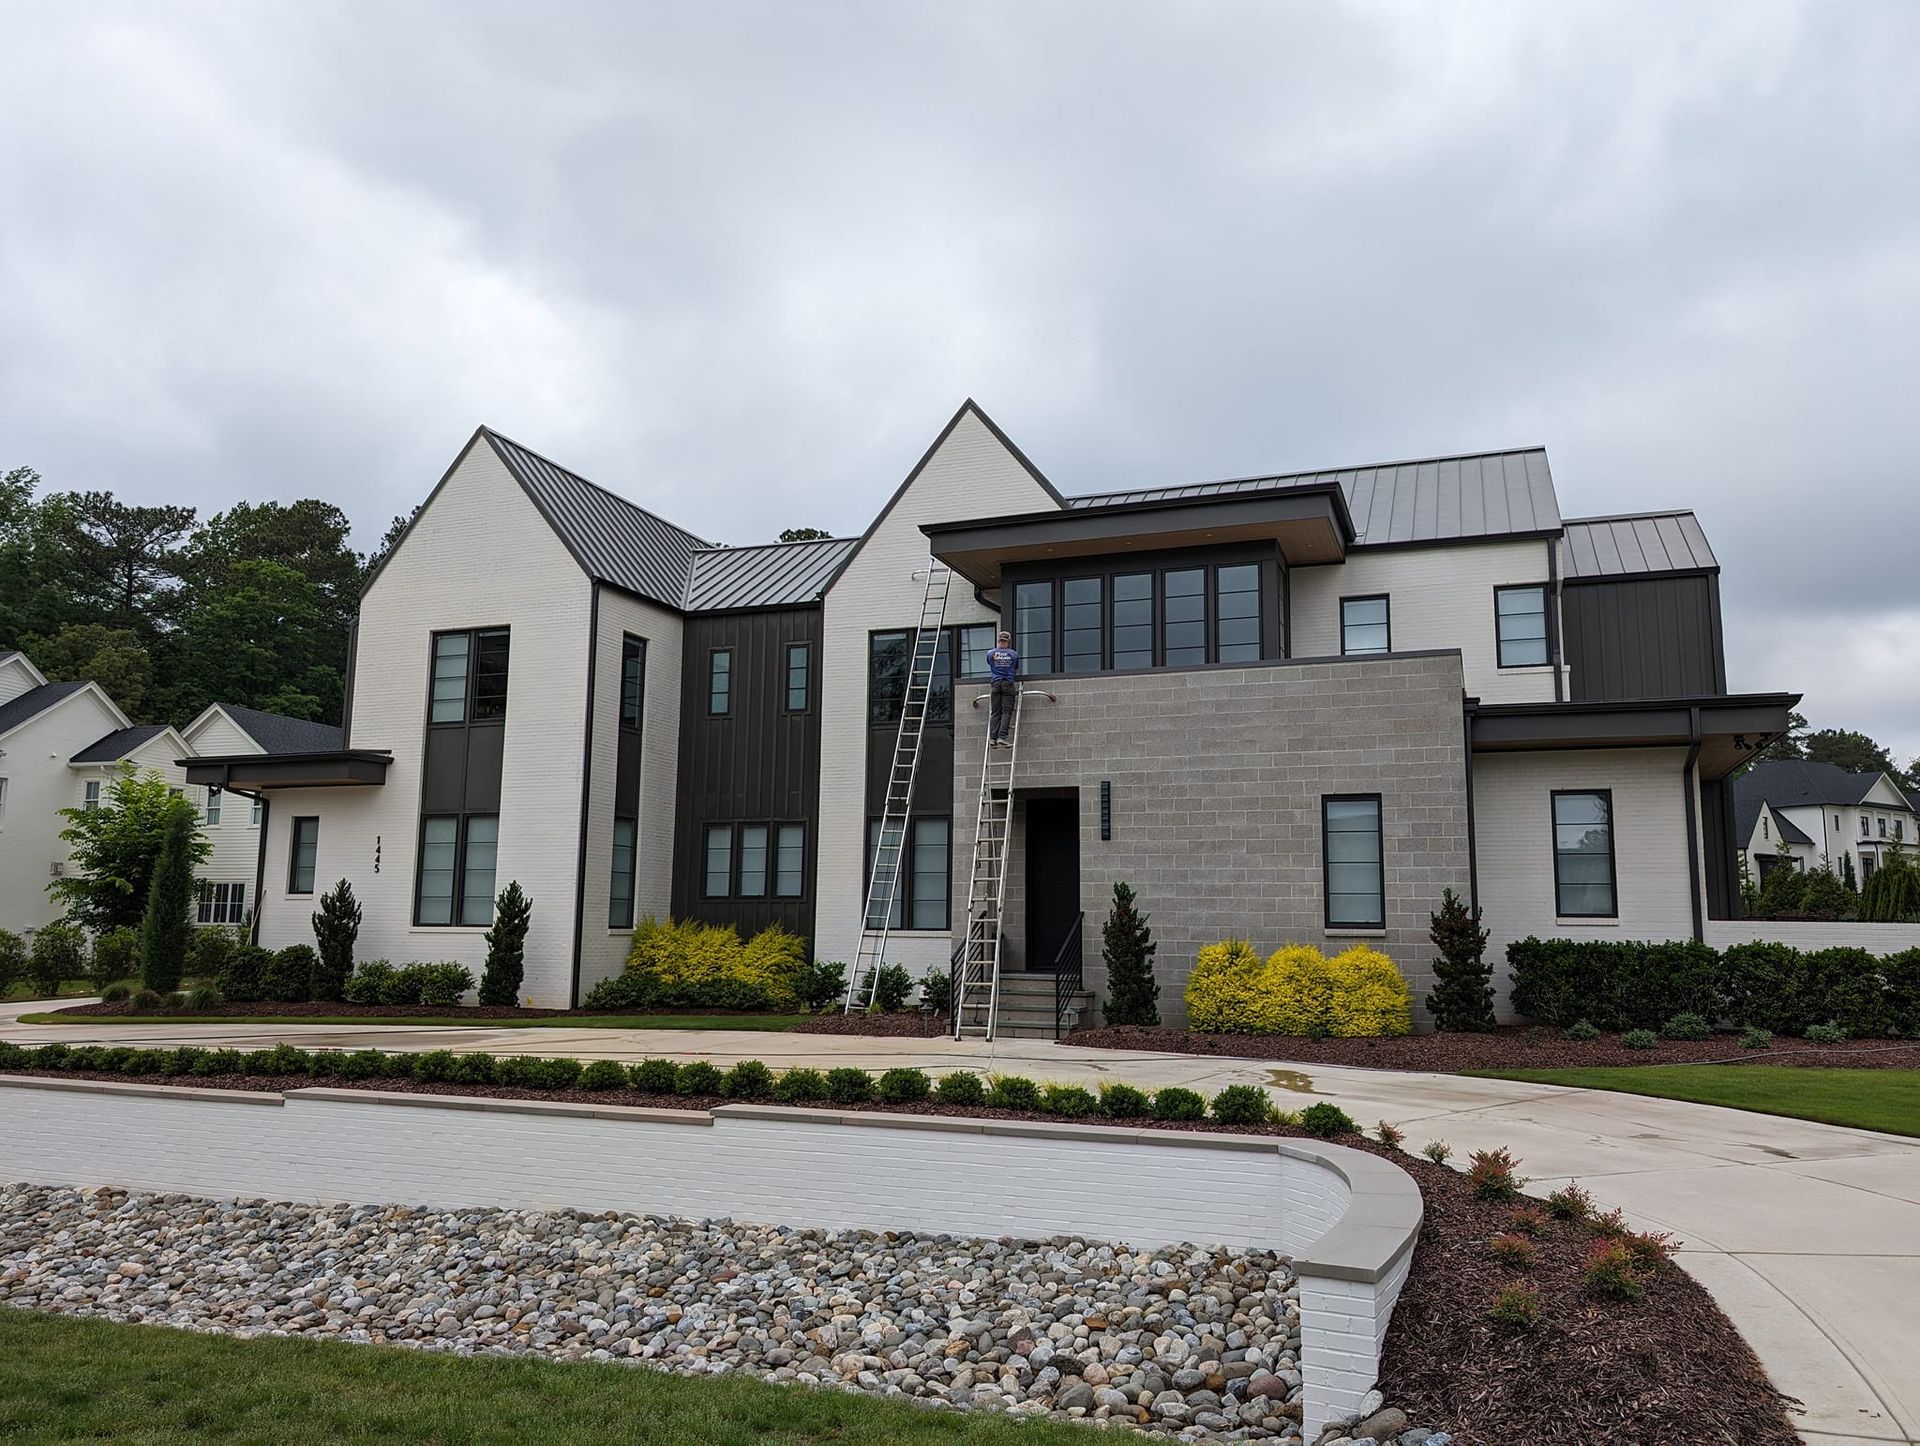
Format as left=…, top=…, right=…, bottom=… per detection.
left=1025, top=795, right=1081, bottom=973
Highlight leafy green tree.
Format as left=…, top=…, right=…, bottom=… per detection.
left=25, top=622, right=153, bottom=714
left=1804, top=728, right=1896, bottom=777
left=167, top=558, right=337, bottom=721
left=138, top=806, right=198, bottom=992
left=778, top=527, right=831, bottom=542
left=40, top=491, right=196, bottom=631
left=0, top=928, right=26, bottom=995
left=309, top=879, right=361, bottom=1001
left=1426, top=887, right=1496, bottom=1031
left=29, top=923, right=88, bottom=996
left=479, top=881, right=532, bottom=1005
left=1100, top=881, right=1159, bottom=1027
left=52, top=770, right=209, bottom=932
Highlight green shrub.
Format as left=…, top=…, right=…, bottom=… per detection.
left=307, top=1051, right=342, bottom=1078
left=338, top=1049, right=389, bottom=1080
left=1041, top=1083, right=1097, bottom=1118
left=413, top=962, right=475, bottom=1008
left=192, top=1048, right=245, bottom=1077
left=187, top=927, right=240, bottom=988
left=917, top=969, right=954, bottom=1017
left=309, top=880, right=360, bottom=1002
left=449, top=1053, right=496, bottom=1085
left=1299, top=1101, right=1357, bottom=1137
left=627, top=1059, right=678, bottom=1093
left=1209, top=1084, right=1271, bottom=1126
left=876, top=1068, right=932, bottom=1105
left=1861, top=851, right=1920, bottom=923
left=674, top=1061, right=725, bottom=1096
left=1468, top=1147, right=1526, bottom=1199
left=183, top=986, right=223, bottom=1012
left=160, top=1046, right=201, bottom=1076
left=1661, top=1012, right=1711, bottom=1041
left=1804, top=1021, right=1847, bottom=1045
left=1562, top=1020, right=1601, bottom=1041
left=217, top=945, right=270, bottom=1003
left=534, top=1057, right=582, bottom=1090
left=1101, top=881, right=1160, bottom=1027
left=376, top=963, right=424, bottom=1007
left=581, top=969, right=775, bottom=1013
left=772, top=1067, right=828, bottom=1102
left=722, top=1060, right=775, bottom=1099
left=1489, top=1282, right=1542, bottom=1329
left=89, top=927, right=140, bottom=990
left=244, top=1044, right=310, bottom=1076
left=123, top=1048, right=168, bottom=1076
left=31, top=1042, right=72, bottom=1070
left=1185, top=939, right=1413, bottom=1037
left=1739, top=1026, right=1773, bottom=1050
left=1546, top=1182, right=1594, bottom=1221
left=0, top=1040, right=23, bottom=1069
left=934, top=1071, right=986, bottom=1106
left=1581, top=1238, right=1647, bottom=1302
left=262, top=946, right=316, bottom=1004
left=29, top=922, right=87, bottom=996
left=412, top=1049, right=461, bottom=1083
left=159, top=992, right=191, bottom=1013
left=69, top=1046, right=107, bottom=1071
left=825, top=1067, right=874, bottom=1104
left=578, top=1059, right=628, bottom=1091
left=0, top=928, right=26, bottom=995
left=1885, top=949, right=1920, bottom=1037
left=129, top=988, right=164, bottom=1012
left=1621, top=1029, right=1658, bottom=1050
left=340, top=960, right=393, bottom=1006
left=1375, top=1119, right=1406, bottom=1149
left=1151, top=1085, right=1207, bottom=1122
left=478, top=881, right=530, bottom=1006
left=601, top=916, right=807, bottom=1012
left=795, top=959, right=847, bottom=1012
left=491, top=1055, right=539, bottom=1087
left=1427, top=887, right=1494, bottom=1032
left=100, top=981, right=134, bottom=1003
left=137, top=809, right=197, bottom=993
left=987, top=1075, right=1041, bottom=1111
left=1508, top=937, right=1720, bottom=1031
left=867, top=964, right=913, bottom=1013
left=1097, top=1082, right=1151, bottom=1119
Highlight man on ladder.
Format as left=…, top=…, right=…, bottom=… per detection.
left=986, top=631, right=1019, bottom=748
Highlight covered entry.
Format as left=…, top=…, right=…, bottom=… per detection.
left=1023, top=791, right=1081, bottom=973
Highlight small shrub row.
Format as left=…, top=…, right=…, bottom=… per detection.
left=340, top=960, right=476, bottom=1008
left=583, top=917, right=810, bottom=1013
left=1186, top=940, right=1413, bottom=1037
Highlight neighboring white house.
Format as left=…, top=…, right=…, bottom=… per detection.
left=1733, top=760, right=1919, bottom=886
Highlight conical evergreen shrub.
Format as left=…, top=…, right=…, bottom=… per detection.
left=1425, top=887, right=1495, bottom=1032
left=1101, top=881, right=1159, bottom=1027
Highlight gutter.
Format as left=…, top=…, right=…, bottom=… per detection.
left=1461, top=696, right=1479, bottom=912
left=1682, top=706, right=1703, bottom=942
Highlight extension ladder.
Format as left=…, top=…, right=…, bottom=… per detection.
left=845, top=563, right=953, bottom=1010
left=952, top=684, right=1025, bottom=1040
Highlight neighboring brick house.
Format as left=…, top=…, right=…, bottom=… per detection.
left=196, top=403, right=1798, bottom=1027
left=1733, top=760, right=1919, bottom=886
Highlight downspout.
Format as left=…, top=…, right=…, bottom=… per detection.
left=569, top=581, right=603, bottom=1008
left=1461, top=697, right=1479, bottom=912
left=1546, top=536, right=1564, bottom=703
left=1682, top=706, right=1703, bottom=943
left=973, top=584, right=1000, bottom=615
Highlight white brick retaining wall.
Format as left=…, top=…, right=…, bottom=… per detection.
left=1704, top=920, right=1920, bottom=954
left=1, top=1078, right=1421, bottom=1436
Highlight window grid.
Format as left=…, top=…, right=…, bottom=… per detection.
left=619, top=636, right=646, bottom=730
left=708, top=649, right=732, bottom=717
left=738, top=823, right=769, bottom=898
left=1322, top=795, right=1384, bottom=929
left=1215, top=564, right=1262, bottom=663
left=866, top=816, right=950, bottom=930
left=1341, top=595, right=1390, bottom=656
left=609, top=817, right=637, bottom=929
left=1061, top=577, right=1104, bottom=674
left=287, top=817, right=319, bottom=895
left=1495, top=585, right=1550, bottom=668
left=196, top=881, right=247, bottom=926
left=1014, top=582, right=1055, bottom=675
left=785, top=642, right=811, bottom=713
left=1552, top=790, right=1617, bottom=918
left=775, top=823, right=805, bottom=899
left=704, top=824, right=734, bottom=897
left=204, top=787, right=221, bottom=826
left=415, top=814, right=500, bottom=926
left=83, top=781, right=101, bottom=812
left=1112, top=573, right=1154, bottom=669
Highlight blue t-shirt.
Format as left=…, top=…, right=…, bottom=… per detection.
left=986, top=647, right=1019, bottom=682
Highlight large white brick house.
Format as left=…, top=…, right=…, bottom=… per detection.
left=196, top=403, right=1798, bottom=1025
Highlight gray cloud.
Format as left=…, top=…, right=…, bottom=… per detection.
left=2, top=0, right=1916, bottom=760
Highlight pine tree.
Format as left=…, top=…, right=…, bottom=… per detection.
left=1841, top=852, right=1858, bottom=891
left=479, top=881, right=532, bottom=1005
left=138, top=805, right=197, bottom=993
left=1101, top=881, right=1159, bottom=1027
left=1425, top=887, right=1496, bottom=1032
left=309, top=878, right=361, bottom=1001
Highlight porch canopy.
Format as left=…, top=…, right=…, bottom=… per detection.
left=1467, top=693, right=1801, bottom=779
left=181, top=750, right=392, bottom=790
left=922, top=485, right=1353, bottom=590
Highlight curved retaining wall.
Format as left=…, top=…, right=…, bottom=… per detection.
left=0, top=1077, right=1420, bottom=1435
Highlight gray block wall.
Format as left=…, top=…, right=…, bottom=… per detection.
left=952, top=652, right=1472, bottom=1028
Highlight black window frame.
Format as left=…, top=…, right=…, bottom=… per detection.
left=1012, top=580, right=1055, bottom=675
left=1493, top=583, right=1552, bottom=669
left=868, top=627, right=959, bottom=729
left=1321, top=794, right=1385, bottom=930
left=1551, top=788, right=1618, bottom=920
left=1340, top=594, right=1391, bottom=657
left=1008, top=557, right=1275, bottom=676
left=864, top=813, right=951, bottom=930
left=1213, top=562, right=1263, bottom=664
left=1059, top=574, right=1105, bottom=674
left=619, top=635, right=647, bottom=730
left=427, top=626, right=512, bottom=726
left=413, top=812, right=500, bottom=927
left=1110, top=570, right=1156, bottom=670
left=703, top=823, right=734, bottom=898
left=287, top=816, right=319, bottom=895
left=707, top=648, right=733, bottom=718
left=608, top=816, right=637, bottom=929
left=784, top=641, right=812, bottom=714
left=702, top=819, right=809, bottom=901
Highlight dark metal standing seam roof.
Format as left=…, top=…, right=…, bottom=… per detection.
left=0, top=681, right=89, bottom=737
left=682, top=538, right=859, bottom=611
left=70, top=725, right=168, bottom=763
left=219, top=704, right=344, bottom=755
left=1066, top=447, right=1559, bottom=547
left=482, top=429, right=711, bottom=610
left=1562, top=511, right=1718, bottom=579
left=1734, top=760, right=1909, bottom=812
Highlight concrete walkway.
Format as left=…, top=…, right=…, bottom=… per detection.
left=6, top=1001, right=1915, bottom=1444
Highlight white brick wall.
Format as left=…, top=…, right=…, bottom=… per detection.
left=1705, top=920, right=1920, bottom=954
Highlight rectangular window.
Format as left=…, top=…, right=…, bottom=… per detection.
left=708, top=649, right=732, bottom=717
left=1495, top=585, right=1550, bottom=667
left=785, top=642, right=811, bottom=713
left=1014, top=581, right=1054, bottom=674
left=927, top=631, right=954, bottom=726
left=1862, top=816, right=1870, bottom=838
left=471, top=629, right=510, bottom=720
left=1552, top=790, right=1617, bottom=918
left=620, top=636, right=646, bottom=729
left=609, top=817, right=636, bottom=929
left=1323, top=796, right=1384, bottom=929
left=288, top=817, right=319, bottom=895
left=416, top=816, right=456, bottom=923
left=460, top=815, right=498, bottom=926
left=196, top=881, right=247, bottom=926
left=251, top=796, right=264, bottom=827
left=204, top=787, right=221, bottom=826
left=738, top=823, right=769, bottom=898
left=911, top=817, right=950, bottom=929
left=0, top=777, right=7, bottom=824
left=1061, top=577, right=1104, bottom=674
left=868, top=631, right=909, bottom=725
left=775, top=823, right=806, bottom=898
left=957, top=625, right=995, bottom=681
left=1879, top=817, right=1888, bottom=838
left=704, top=824, right=733, bottom=898
left=83, top=781, right=101, bottom=812
left=1215, top=564, right=1262, bottom=663
left=1899, top=821, right=1906, bottom=842
left=866, top=819, right=906, bottom=929
left=1341, top=596, right=1390, bottom=655
left=1163, top=568, right=1207, bottom=666
left=1112, top=572, right=1154, bottom=669
left=429, top=632, right=470, bottom=723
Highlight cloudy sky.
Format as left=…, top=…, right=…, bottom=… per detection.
left=2, top=1, right=1916, bottom=762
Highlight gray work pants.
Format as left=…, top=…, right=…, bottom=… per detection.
left=989, top=681, right=1019, bottom=742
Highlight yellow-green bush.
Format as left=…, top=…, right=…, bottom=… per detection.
left=610, top=916, right=807, bottom=1010
left=1182, top=939, right=1412, bottom=1037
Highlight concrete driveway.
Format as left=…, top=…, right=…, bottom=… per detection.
left=6, top=1001, right=1915, bottom=1444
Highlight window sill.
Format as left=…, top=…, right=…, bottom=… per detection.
left=408, top=925, right=491, bottom=935
left=1555, top=917, right=1619, bottom=928
left=1495, top=664, right=1556, bottom=674
left=1323, top=927, right=1387, bottom=938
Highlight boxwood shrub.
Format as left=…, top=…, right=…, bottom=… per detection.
left=986, top=1075, right=1040, bottom=1111
left=450, top=1052, right=497, bottom=1085
left=1097, top=1082, right=1151, bottom=1119
left=876, top=1068, right=931, bottom=1105
left=772, top=1067, right=828, bottom=1102
left=577, top=1060, right=628, bottom=1091
left=824, top=1067, right=873, bottom=1104
left=932, top=1071, right=985, bottom=1106
left=1209, top=1084, right=1270, bottom=1126
left=1151, top=1086, right=1205, bottom=1122
left=722, top=1060, right=775, bottom=1099
left=1040, top=1084, right=1097, bottom=1118
left=674, top=1061, right=724, bottom=1096
left=628, top=1059, right=678, bottom=1094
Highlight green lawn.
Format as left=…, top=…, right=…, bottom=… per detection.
left=1469, top=1064, right=1920, bottom=1137
left=0, top=1311, right=1086, bottom=1445
left=19, top=1011, right=811, bottom=1031
left=1, top=982, right=94, bottom=1003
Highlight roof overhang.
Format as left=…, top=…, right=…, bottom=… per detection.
left=181, top=750, right=392, bottom=790
left=1468, top=693, right=1802, bottom=780
left=922, top=486, right=1353, bottom=589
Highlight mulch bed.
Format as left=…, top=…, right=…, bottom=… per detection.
left=787, top=1011, right=948, bottom=1037
left=3, top=1066, right=1799, bottom=1445
left=47, top=1001, right=782, bottom=1022
left=1066, top=1024, right=1920, bottom=1071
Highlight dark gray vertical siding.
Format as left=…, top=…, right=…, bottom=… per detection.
left=1563, top=574, right=1727, bottom=701
left=670, top=608, right=823, bottom=943
left=1701, top=776, right=1739, bottom=920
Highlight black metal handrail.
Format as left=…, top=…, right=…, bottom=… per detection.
left=1053, top=911, right=1085, bottom=1039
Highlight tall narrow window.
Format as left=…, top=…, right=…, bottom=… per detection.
left=430, top=633, right=470, bottom=723
left=865, top=819, right=907, bottom=929
left=1163, top=568, right=1207, bottom=666
left=608, top=817, right=636, bottom=928
left=704, top=824, right=734, bottom=897
left=1552, top=790, right=1616, bottom=918
left=868, top=632, right=909, bottom=725
left=1112, top=573, right=1154, bottom=669
left=460, top=815, right=499, bottom=925
left=785, top=642, right=811, bottom=712
left=957, top=625, right=995, bottom=681
left=620, top=636, right=646, bottom=728
left=251, top=796, right=264, bottom=826
left=1062, top=578, right=1104, bottom=673
left=204, top=787, right=221, bottom=826
left=1323, top=796, right=1384, bottom=928
left=1341, top=596, right=1390, bottom=656
left=775, top=823, right=806, bottom=898
left=472, top=629, right=511, bottom=719
left=738, top=823, right=769, bottom=898
left=288, top=817, right=319, bottom=895
left=911, top=817, right=950, bottom=929
left=1215, top=564, right=1262, bottom=663
left=927, top=631, right=954, bottom=726
left=1014, top=581, right=1054, bottom=674
left=83, top=781, right=101, bottom=812
left=708, top=649, right=732, bottom=716
left=1495, top=585, right=1550, bottom=667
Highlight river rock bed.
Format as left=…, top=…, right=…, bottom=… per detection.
left=0, top=1183, right=1438, bottom=1443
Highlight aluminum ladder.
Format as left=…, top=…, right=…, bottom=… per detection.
left=953, top=684, right=1026, bottom=1040
left=845, top=563, right=953, bottom=1011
